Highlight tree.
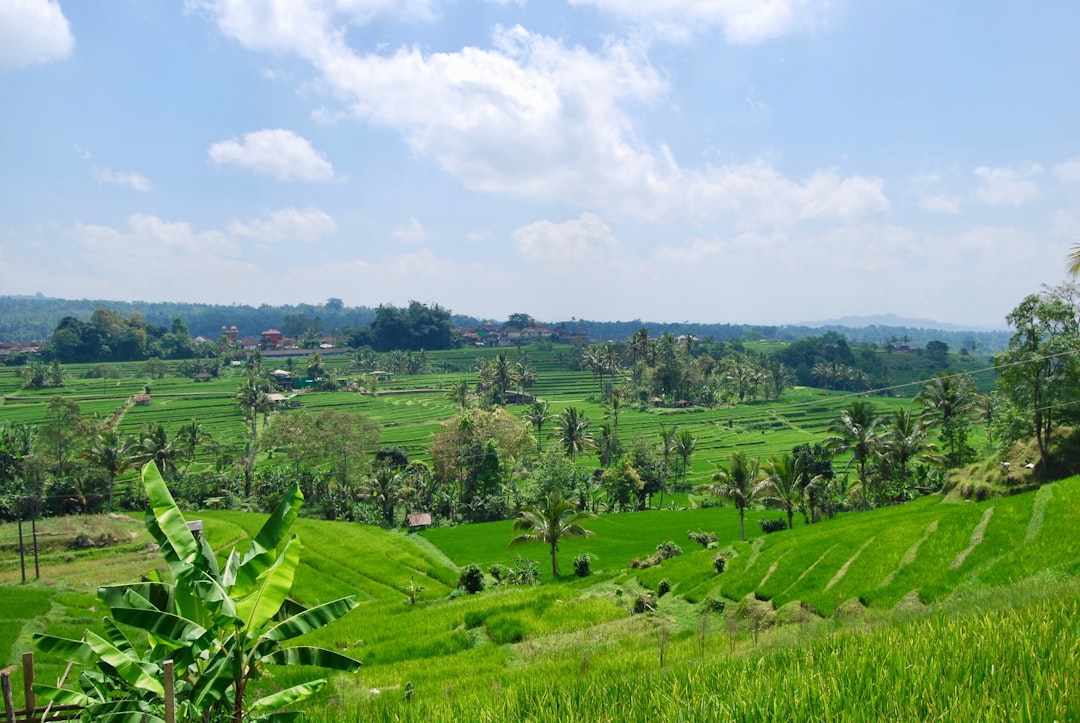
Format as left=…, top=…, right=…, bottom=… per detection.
left=235, top=372, right=271, bottom=437
left=83, top=428, right=128, bottom=511
left=759, top=454, right=804, bottom=531
left=555, top=407, right=595, bottom=460
left=696, top=451, right=763, bottom=541
left=824, top=400, right=883, bottom=509
left=673, top=427, right=697, bottom=485
left=360, top=462, right=403, bottom=527
left=35, top=396, right=82, bottom=477
left=129, top=422, right=183, bottom=481
left=34, top=464, right=361, bottom=722
left=523, top=400, right=551, bottom=457
left=881, top=408, right=940, bottom=487
left=176, top=419, right=209, bottom=472
left=916, top=373, right=979, bottom=468
left=995, top=287, right=1080, bottom=471
left=509, top=491, right=595, bottom=578
left=600, top=457, right=643, bottom=512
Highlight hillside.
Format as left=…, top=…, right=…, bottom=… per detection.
left=2, top=476, right=1078, bottom=719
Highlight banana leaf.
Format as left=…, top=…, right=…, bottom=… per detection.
left=264, top=596, right=358, bottom=643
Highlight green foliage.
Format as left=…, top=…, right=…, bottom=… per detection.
left=758, top=518, right=788, bottom=533
left=687, top=529, right=718, bottom=548
left=572, top=553, right=591, bottom=578
left=33, top=464, right=361, bottom=722
left=458, top=564, right=486, bottom=594
left=712, top=552, right=727, bottom=574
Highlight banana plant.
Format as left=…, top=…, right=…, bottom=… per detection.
left=34, top=463, right=362, bottom=722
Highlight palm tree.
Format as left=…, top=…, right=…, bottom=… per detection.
left=508, top=492, right=595, bottom=578
left=235, top=373, right=270, bottom=437
left=446, top=379, right=473, bottom=411
left=556, top=407, right=595, bottom=460
left=759, top=454, right=804, bottom=531
left=696, top=451, right=764, bottom=541
left=177, top=419, right=209, bottom=472
left=916, top=373, right=978, bottom=467
left=882, top=408, right=941, bottom=486
left=83, top=429, right=128, bottom=510
left=673, top=427, right=697, bottom=485
left=523, top=400, right=551, bottom=457
left=128, top=422, right=182, bottom=481
left=824, top=400, right=883, bottom=509
left=360, top=463, right=402, bottom=527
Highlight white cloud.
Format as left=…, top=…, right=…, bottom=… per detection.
left=228, top=207, right=337, bottom=244
left=919, top=193, right=961, bottom=215
left=1051, top=210, right=1080, bottom=241
left=513, top=213, right=622, bottom=264
left=200, top=13, right=888, bottom=227
left=208, top=129, right=336, bottom=181
left=92, top=167, right=153, bottom=192
left=1055, top=157, right=1080, bottom=184
left=567, top=0, right=830, bottom=44
left=0, top=0, right=74, bottom=69
left=391, top=217, right=430, bottom=244
left=973, top=164, right=1042, bottom=206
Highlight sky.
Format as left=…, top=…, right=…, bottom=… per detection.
left=2, top=0, right=1079, bottom=329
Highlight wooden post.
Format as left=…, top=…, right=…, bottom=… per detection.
left=163, top=660, right=175, bottom=723
left=1, top=667, right=15, bottom=723
left=21, top=653, right=35, bottom=723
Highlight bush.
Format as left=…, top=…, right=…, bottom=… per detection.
left=655, top=541, right=683, bottom=560
left=705, top=597, right=726, bottom=613
left=712, top=553, right=727, bottom=574
left=632, top=592, right=656, bottom=614
left=458, top=564, right=485, bottom=594
left=488, top=564, right=505, bottom=583
left=504, top=555, right=539, bottom=585
left=573, top=553, right=592, bottom=578
left=657, top=579, right=671, bottom=597
left=688, top=530, right=719, bottom=548
left=758, top=518, right=788, bottom=534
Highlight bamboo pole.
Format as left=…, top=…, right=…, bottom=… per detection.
left=163, top=660, right=175, bottom=723
left=21, top=653, right=35, bottom=723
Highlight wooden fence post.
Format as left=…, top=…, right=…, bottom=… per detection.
left=21, top=652, right=35, bottom=722
left=1, top=667, right=15, bottom=723
left=163, top=659, right=175, bottom=723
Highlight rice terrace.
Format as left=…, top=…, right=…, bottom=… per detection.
left=1, top=292, right=1079, bottom=722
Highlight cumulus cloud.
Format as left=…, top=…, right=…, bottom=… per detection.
left=513, top=213, right=622, bottom=264
left=227, top=207, right=337, bottom=244
left=197, top=10, right=887, bottom=227
left=567, top=0, right=830, bottom=44
left=973, top=164, right=1042, bottom=206
left=1055, top=157, right=1080, bottom=184
left=391, top=217, right=430, bottom=244
left=92, top=167, right=153, bottom=192
left=919, top=193, right=961, bottom=215
left=208, top=129, right=336, bottom=181
left=0, top=0, right=74, bottom=69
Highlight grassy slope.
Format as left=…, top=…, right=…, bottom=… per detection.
left=3, top=476, right=1079, bottom=720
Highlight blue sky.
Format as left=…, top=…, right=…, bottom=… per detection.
left=2, top=0, right=1079, bottom=328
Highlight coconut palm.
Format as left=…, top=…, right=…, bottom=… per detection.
left=83, top=429, right=128, bottom=510
left=916, top=373, right=978, bottom=467
left=128, top=422, right=182, bottom=481
left=508, top=492, right=595, bottom=578
left=235, top=372, right=270, bottom=437
left=176, top=419, right=209, bottom=472
left=673, top=427, right=697, bottom=485
left=696, top=451, right=764, bottom=541
left=523, top=400, right=551, bottom=457
left=759, top=454, right=805, bottom=531
left=556, top=407, right=595, bottom=460
left=824, top=400, right=883, bottom=509
left=882, top=408, right=941, bottom=485
left=360, top=463, right=403, bottom=527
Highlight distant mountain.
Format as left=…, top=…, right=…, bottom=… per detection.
left=798, top=314, right=997, bottom=333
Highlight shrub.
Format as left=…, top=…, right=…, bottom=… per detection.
left=758, top=518, right=788, bottom=534
left=489, top=564, right=505, bottom=583
left=633, top=592, right=656, bottom=614
left=655, top=541, right=683, bottom=560
left=458, top=564, right=485, bottom=594
left=688, top=530, right=719, bottom=548
left=712, top=553, right=727, bottom=574
left=573, top=553, right=592, bottom=578
left=705, top=597, right=727, bottom=613
left=504, top=555, right=539, bottom=585
left=657, top=579, right=671, bottom=597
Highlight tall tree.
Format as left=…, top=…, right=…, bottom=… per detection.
left=235, top=372, right=270, bottom=437
left=995, top=287, right=1080, bottom=471
left=759, top=454, right=804, bottom=531
left=696, top=451, right=763, bottom=542
left=83, top=429, right=128, bottom=511
left=916, top=374, right=979, bottom=467
left=882, top=408, right=940, bottom=487
left=824, top=400, right=883, bottom=509
left=555, top=407, right=595, bottom=460
left=523, top=400, right=551, bottom=457
left=36, top=396, right=82, bottom=477
left=508, top=492, right=595, bottom=578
